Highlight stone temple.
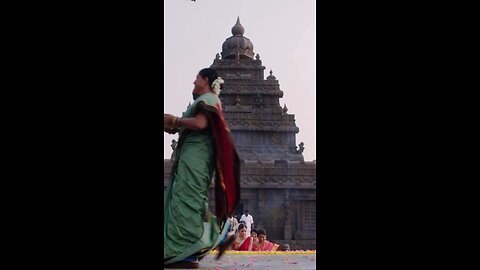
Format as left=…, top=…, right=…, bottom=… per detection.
left=164, top=17, right=316, bottom=250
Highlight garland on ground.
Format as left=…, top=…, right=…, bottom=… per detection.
left=210, top=250, right=316, bottom=255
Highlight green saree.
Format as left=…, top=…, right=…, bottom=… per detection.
left=164, top=93, right=240, bottom=264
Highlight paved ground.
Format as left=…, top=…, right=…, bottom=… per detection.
left=165, top=253, right=317, bottom=269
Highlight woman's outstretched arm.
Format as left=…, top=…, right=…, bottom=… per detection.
left=164, top=112, right=208, bottom=131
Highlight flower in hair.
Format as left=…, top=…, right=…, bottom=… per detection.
left=211, top=77, right=224, bottom=95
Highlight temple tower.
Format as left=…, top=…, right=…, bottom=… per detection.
left=211, top=17, right=304, bottom=162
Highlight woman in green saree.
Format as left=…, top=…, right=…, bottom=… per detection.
left=163, top=68, right=240, bottom=269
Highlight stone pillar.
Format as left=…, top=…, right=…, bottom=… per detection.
left=257, top=190, right=264, bottom=229
left=284, top=190, right=292, bottom=240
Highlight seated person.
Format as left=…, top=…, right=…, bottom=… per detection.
left=251, top=229, right=259, bottom=250
left=231, top=223, right=253, bottom=251
left=253, top=229, right=280, bottom=251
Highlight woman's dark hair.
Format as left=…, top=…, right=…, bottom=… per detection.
left=251, top=229, right=257, bottom=235
left=237, top=223, right=247, bottom=231
left=257, top=229, right=267, bottom=236
left=281, top=244, right=290, bottom=251
left=198, top=68, right=220, bottom=89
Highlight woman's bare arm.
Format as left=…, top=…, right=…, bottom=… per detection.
left=164, top=112, right=208, bottom=131
left=178, top=112, right=208, bottom=131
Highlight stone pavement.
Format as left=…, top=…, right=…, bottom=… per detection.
left=165, top=253, right=317, bottom=270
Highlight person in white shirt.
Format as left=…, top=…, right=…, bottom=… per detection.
left=239, top=210, right=254, bottom=237
left=229, top=215, right=239, bottom=233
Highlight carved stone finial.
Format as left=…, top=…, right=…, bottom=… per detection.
left=221, top=17, right=254, bottom=59
left=282, top=104, right=288, bottom=115
left=215, top=53, right=220, bottom=60
left=267, top=69, right=276, bottom=80
left=256, top=54, right=260, bottom=60
left=297, top=142, right=305, bottom=154
left=232, top=16, right=245, bottom=36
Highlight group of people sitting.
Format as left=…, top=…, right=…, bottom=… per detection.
left=224, top=210, right=288, bottom=252
left=230, top=224, right=280, bottom=251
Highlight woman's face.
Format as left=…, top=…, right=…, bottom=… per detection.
left=239, top=228, right=247, bottom=238
left=251, top=232, right=257, bottom=240
left=258, top=234, right=266, bottom=244
left=193, top=74, right=209, bottom=92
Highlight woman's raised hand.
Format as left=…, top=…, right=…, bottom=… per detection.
left=164, top=114, right=178, bottom=134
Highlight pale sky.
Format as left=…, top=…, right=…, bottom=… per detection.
left=164, top=0, right=316, bottom=161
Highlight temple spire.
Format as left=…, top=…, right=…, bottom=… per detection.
left=221, top=17, right=254, bottom=59
left=232, top=16, right=245, bottom=36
